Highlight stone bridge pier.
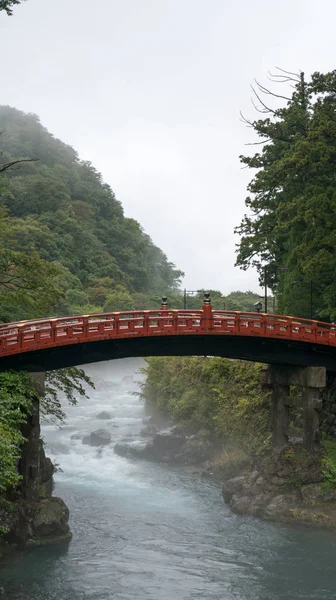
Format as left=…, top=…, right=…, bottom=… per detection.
left=268, top=366, right=326, bottom=451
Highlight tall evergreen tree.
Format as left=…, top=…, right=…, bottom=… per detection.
left=235, top=69, right=336, bottom=320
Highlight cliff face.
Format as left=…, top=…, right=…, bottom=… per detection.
left=0, top=381, right=72, bottom=558
left=0, top=443, right=71, bottom=557
left=222, top=445, right=336, bottom=528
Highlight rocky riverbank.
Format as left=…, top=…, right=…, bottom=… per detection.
left=222, top=444, right=336, bottom=528
left=111, top=419, right=336, bottom=529
left=0, top=443, right=72, bottom=558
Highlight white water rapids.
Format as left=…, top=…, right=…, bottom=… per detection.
left=2, top=358, right=336, bottom=599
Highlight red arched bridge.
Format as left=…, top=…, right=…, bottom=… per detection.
left=1, top=296, right=336, bottom=372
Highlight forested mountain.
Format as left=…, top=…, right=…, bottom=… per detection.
left=0, top=106, right=183, bottom=320
left=235, top=70, right=336, bottom=321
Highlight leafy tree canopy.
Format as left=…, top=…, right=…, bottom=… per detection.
left=235, top=69, right=336, bottom=320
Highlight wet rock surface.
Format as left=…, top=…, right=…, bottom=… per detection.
left=0, top=444, right=71, bottom=556
left=82, top=429, right=112, bottom=446
left=222, top=444, right=336, bottom=526
left=4, top=497, right=72, bottom=549
left=114, top=427, right=213, bottom=465
left=96, top=411, right=112, bottom=420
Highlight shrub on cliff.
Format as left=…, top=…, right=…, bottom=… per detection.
left=0, top=372, right=34, bottom=499
left=0, top=367, right=94, bottom=511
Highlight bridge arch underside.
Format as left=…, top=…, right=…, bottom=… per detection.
left=3, top=334, right=336, bottom=372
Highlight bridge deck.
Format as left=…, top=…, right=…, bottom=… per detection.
left=1, top=310, right=336, bottom=371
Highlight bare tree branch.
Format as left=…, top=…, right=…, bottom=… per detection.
left=274, top=66, right=301, bottom=79
left=0, top=158, right=38, bottom=173
left=251, top=84, right=276, bottom=114
left=257, top=80, right=287, bottom=97
left=255, top=79, right=292, bottom=102
left=245, top=139, right=271, bottom=146
left=239, top=111, right=254, bottom=127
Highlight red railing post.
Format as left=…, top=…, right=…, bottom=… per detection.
left=201, top=293, right=213, bottom=331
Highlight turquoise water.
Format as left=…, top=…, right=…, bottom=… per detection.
left=1, top=359, right=336, bottom=599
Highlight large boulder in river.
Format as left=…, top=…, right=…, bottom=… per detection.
left=96, top=411, right=112, bottom=420
left=150, top=428, right=185, bottom=460
left=5, top=497, right=72, bottom=548
left=82, top=429, right=111, bottom=446
left=114, top=440, right=154, bottom=459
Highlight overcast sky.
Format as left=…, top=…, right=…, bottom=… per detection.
left=1, top=0, right=335, bottom=294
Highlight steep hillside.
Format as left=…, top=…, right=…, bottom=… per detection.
left=0, top=106, right=183, bottom=318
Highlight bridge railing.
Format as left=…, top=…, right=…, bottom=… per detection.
left=0, top=308, right=336, bottom=358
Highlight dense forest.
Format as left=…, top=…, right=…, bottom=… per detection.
left=235, top=69, right=336, bottom=322
left=0, top=106, right=184, bottom=321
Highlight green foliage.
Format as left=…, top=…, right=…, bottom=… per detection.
left=140, top=357, right=270, bottom=453
left=0, top=0, right=24, bottom=15
left=0, top=106, right=183, bottom=320
left=211, top=446, right=251, bottom=479
left=0, top=366, right=93, bottom=515
left=0, top=372, right=35, bottom=502
left=322, top=439, right=336, bottom=488
left=44, top=367, right=95, bottom=423
left=235, top=70, right=336, bottom=320
left=103, top=288, right=135, bottom=312
left=0, top=207, right=65, bottom=321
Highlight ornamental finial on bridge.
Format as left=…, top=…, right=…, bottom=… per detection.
left=202, top=292, right=213, bottom=328
left=161, top=296, right=168, bottom=310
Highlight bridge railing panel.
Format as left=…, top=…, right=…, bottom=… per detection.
left=1, top=310, right=336, bottom=359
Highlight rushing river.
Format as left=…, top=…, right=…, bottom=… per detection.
left=2, top=358, right=336, bottom=599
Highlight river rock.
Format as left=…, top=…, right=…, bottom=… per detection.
left=83, top=429, right=111, bottom=446
left=6, top=497, right=72, bottom=548
left=173, top=439, right=213, bottom=465
left=114, top=440, right=153, bottom=459
left=150, top=428, right=184, bottom=457
left=264, top=494, right=297, bottom=518
left=139, top=423, right=158, bottom=437
left=96, top=411, right=112, bottom=420
left=31, top=497, right=71, bottom=540
left=222, top=476, right=246, bottom=503
left=230, top=494, right=252, bottom=514
left=300, top=484, right=322, bottom=505
left=71, top=432, right=85, bottom=440
left=301, top=483, right=336, bottom=504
